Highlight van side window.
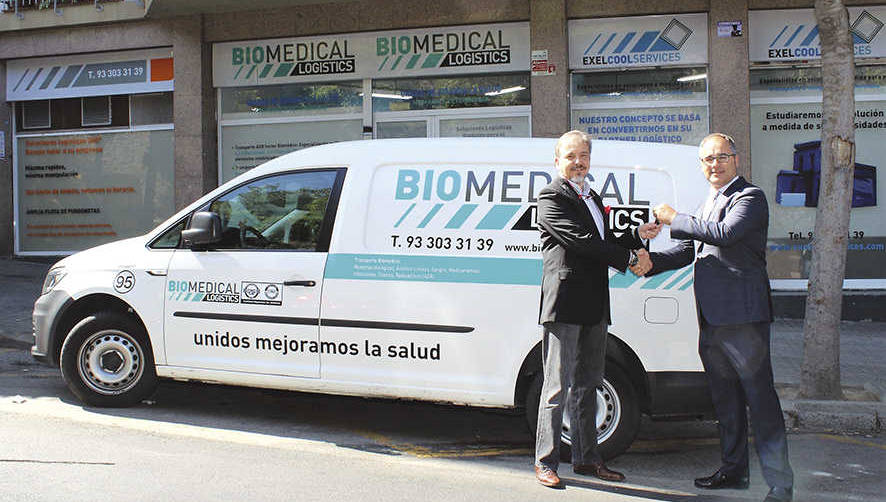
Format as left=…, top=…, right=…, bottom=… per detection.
left=150, top=220, right=185, bottom=249
left=207, top=170, right=338, bottom=250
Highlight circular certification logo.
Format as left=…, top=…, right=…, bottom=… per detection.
left=243, top=283, right=260, bottom=299
left=113, top=270, right=135, bottom=294
left=264, top=284, right=279, bottom=299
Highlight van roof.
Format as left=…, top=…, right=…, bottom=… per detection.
left=148, top=138, right=703, bottom=241
left=246, top=138, right=699, bottom=180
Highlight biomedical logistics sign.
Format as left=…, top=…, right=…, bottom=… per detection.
left=212, top=22, right=530, bottom=87
left=749, top=6, right=886, bottom=62
left=568, top=13, right=708, bottom=70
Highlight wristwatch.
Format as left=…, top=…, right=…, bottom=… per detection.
left=628, top=250, right=639, bottom=267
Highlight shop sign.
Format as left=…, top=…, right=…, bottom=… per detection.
left=530, top=50, right=555, bottom=76
left=6, top=48, right=174, bottom=101
left=749, top=6, right=886, bottom=62
left=573, top=106, right=708, bottom=146
left=212, top=22, right=530, bottom=87
left=568, top=13, right=708, bottom=70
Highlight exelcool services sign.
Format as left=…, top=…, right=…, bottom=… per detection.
left=568, top=13, right=708, bottom=69
left=749, top=7, right=886, bottom=62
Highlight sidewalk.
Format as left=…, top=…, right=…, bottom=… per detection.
left=1, top=256, right=883, bottom=432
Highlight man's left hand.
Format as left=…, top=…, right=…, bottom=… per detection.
left=638, top=222, right=662, bottom=240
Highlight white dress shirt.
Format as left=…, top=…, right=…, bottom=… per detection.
left=567, top=178, right=606, bottom=237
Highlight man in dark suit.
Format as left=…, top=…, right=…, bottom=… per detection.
left=648, top=133, right=794, bottom=502
left=534, top=130, right=658, bottom=489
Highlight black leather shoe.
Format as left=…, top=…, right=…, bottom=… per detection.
left=764, top=486, right=793, bottom=502
left=694, top=469, right=750, bottom=489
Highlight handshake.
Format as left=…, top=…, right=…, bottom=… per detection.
left=629, top=203, right=677, bottom=276
left=630, top=246, right=653, bottom=277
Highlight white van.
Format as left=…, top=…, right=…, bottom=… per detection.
left=32, top=138, right=711, bottom=459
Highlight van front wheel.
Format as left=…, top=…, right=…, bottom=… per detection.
left=60, top=311, right=157, bottom=407
left=525, top=363, right=640, bottom=461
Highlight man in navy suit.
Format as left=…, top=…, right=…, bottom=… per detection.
left=648, top=133, right=793, bottom=502
left=534, top=130, right=659, bottom=488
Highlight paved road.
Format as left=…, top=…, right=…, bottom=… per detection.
left=1, top=257, right=884, bottom=501
left=1, top=367, right=884, bottom=502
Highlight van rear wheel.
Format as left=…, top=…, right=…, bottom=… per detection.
left=525, top=363, right=640, bottom=461
left=60, top=311, right=157, bottom=407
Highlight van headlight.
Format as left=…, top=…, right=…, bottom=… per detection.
left=41, top=268, right=67, bottom=295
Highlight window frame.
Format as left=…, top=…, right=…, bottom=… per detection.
left=170, top=167, right=347, bottom=253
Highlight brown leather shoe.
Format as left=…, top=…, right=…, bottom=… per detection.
left=574, top=462, right=626, bottom=482
left=535, top=465, right=564, bottom=488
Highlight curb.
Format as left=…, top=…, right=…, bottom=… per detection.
left=781, top=398, right=883, bottom=433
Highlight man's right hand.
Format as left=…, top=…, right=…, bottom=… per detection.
left=652, top=204, right=677, bottom=225
left=629, top=248, right=652, bottom=276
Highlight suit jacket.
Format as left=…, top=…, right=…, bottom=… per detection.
left=537, top=177, right=642, bottom=326
left=648, top=176, right=772, bottom=326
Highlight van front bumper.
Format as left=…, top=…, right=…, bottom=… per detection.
left=31, top=290, right=73, bottom=366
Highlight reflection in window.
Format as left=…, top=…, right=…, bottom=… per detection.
left=207, top=171, right=337, bottom=250
left=572, top=67, right=708, bottom=105
left=750, top=65, right=886, bottom=95
left=150, top=220, right=185, bottom=249
left=221, top=82, right=363, bottom=118
left=373, top=73, right=530, bottom=112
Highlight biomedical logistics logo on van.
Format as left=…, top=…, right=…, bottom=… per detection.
left=168, top=280, right=283, bottom=306
left=373, top=165, right=658, bottom=257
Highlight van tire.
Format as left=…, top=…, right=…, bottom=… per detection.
left=60, top=311, right=157, bottom=407
left=525, top=363, right=640, bottom=461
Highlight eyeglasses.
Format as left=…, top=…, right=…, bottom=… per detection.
left=700, top=153, right=735, bottom=165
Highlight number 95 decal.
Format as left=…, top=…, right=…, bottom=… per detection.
left=114, top=270, right=135, bottom=294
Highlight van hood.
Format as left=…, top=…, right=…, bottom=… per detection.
left=52, top=236, right=148, bottom=271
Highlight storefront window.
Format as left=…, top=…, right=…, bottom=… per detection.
left=220, top=82, right=362, bottom=120
left=16, top=130, right=175, bottom=253
left=571, top=68, right=709, bottom=145
left=219, top=120, right=362, bottom=183
left=372, top=73, right=529, bottom=112
left=439, top=115, right=529, bottom=138
left=219, top=81, right=363, bottom=183
left=750, top=65, right=886, bottom=280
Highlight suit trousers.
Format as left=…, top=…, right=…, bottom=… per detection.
left=535, top=320, right=607, bottom=471
left=698, top=317, right=794, bottom=489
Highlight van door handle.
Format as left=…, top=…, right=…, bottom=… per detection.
left=284, top=280, right=316, bottom=287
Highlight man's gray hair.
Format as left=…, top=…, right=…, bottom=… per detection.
left=699, top=133, right=737, bottom=154
left=556, top=130, right=592, bottom=157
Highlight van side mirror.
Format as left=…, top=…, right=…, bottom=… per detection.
left=182, top=212, right=222, bottom=249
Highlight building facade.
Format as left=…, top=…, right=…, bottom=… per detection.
left=1, top=0, right=884, bottom=316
